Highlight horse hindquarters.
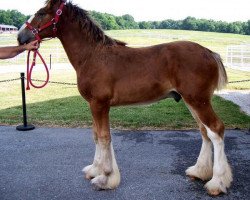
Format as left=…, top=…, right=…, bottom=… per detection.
left=182, top=95, right=232, bottom=195
left=179, top=49, right=232, bottom=195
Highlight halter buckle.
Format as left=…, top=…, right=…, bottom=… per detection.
left=56, top=9, right=62, bottom=16
left=32, top=29, right=39, bottom=35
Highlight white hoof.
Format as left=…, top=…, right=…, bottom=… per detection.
left=205, top=178, right=227, bottom=195
left=91, top=169, right=121, bottom=190
left=83, top=164, right=100, bottom=180
left=205, top=165, right=233, bottom=196
left=186, top=164, right=213, bottom=181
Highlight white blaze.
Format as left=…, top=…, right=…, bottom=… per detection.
left=18, top=15, right=35, bottom=34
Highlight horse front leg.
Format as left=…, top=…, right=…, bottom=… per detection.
left=83, top=120, right=101, bottom=179
left=83, top=101, right=120, bottom=190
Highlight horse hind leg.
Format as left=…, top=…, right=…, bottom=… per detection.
left=184, top=104, right=213, bottom=181
left=204, top=125, right=232, bottom=196
left=184, top=97, right=232, bottom=195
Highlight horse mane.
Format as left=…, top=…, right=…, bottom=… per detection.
left=46, top=0, right=126, bottom=46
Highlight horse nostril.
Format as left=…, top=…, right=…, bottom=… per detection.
left=17, top=36, right=22, bottom=45
left=17, top=34, right=25, bottom=45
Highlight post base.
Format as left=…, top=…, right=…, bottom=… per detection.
left=16, top=124, right=35, bottom=131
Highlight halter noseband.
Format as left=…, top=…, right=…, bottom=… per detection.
left=25, top=1, right=66, bottom=41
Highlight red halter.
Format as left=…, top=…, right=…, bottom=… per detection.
left=25, top=1, right=66, bottom=42
left=25, top=1, right=66, bottom=90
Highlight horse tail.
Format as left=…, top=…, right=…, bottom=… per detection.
left=212, top=52, right=228, bottom=90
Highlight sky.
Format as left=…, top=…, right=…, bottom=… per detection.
left=0, top=0, right=249, bottom=22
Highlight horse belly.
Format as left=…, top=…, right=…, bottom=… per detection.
left=111, top=78, right=172, bottom=106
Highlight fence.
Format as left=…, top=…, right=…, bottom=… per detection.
left=0, top=34, right=69, bottom=65
left=226, top=44, right=250, bottom=71
left=0, top=44, right=69, bottom=65
left=1, top=33, right=250, bottom=72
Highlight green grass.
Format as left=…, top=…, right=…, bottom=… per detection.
left=0, top=30, right=249, bottom=129
left=226, top=68, right=250, bottom=90
left=0, top=92, right=249, bottom=129
left=0, top=71, right=249, bottom=130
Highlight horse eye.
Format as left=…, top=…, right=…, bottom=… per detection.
left=37, top=12, right=46, bottom=17
left=36, top=9, right=46, bottom=17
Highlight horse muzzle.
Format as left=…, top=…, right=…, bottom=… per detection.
left=17, top=29, right=35, bottom=45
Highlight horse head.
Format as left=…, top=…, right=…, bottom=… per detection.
left=18, top=0, right=66, bottom=45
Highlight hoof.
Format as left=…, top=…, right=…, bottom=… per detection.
left=185, top=165, right=213, bottom=181
left=187, top=175, right=197, bottom=181
left=91, top=175, right=108, bottom=190
left=207, top=188, right=222, bottom=196
left=204, top=178, right=228, bottom=196
left=90, top=169, right=121, bottom=190
left=83, top=164, right=100, bottom=180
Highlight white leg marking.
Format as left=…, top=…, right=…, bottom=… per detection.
left=185, top=105, right=213, bottom=180
left=83, top=142, right=101, bottom=179
left=186, top=136, right=213, bottom=180
left=204, top=126, right=232, bottom=195
left=91, top=141, right=120, bottom=189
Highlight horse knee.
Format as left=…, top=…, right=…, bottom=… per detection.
left=98, top=132, right=111, bottom=144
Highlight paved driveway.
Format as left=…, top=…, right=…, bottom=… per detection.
left=0, top=126, right=249, bottom=200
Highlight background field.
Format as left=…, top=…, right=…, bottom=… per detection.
left=0, top=30, right=249, bottom=129
left=2, top=29, right=250, bottom=61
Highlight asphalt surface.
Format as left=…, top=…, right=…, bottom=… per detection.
left=0, top=126, right=249, bottom=200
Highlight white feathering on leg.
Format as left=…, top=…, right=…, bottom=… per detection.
left=204, top=126, right=232, bottom=195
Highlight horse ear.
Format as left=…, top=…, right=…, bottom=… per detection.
left=46, top=0, right=54, bottom=8
left=46, top=0, right=62, bottom=8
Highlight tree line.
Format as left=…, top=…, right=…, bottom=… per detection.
left=91, top=12, right=250, bottom=35
left=0, top=9, right=250, bottom=35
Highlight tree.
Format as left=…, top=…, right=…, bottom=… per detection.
left=139, top=21, right=151, bottom=29
left=182, top=17, right=198, bottom=30
left=0, top=9, right=26, bottom=28
left=243, top=20, right=250, bottom=35
left=122, top=14, right=139, bottom=29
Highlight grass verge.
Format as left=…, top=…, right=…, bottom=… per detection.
left=0, top=94, right=249, bottom=130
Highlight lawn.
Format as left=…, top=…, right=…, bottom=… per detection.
left=0, top=89, right=249, bottom=130
left=0, top=30, right=249, bottom=129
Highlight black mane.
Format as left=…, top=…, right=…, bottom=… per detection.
left=47, top=0, right=126, bottom=46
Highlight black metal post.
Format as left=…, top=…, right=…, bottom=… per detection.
left=16, top=72, right=35, bottom=131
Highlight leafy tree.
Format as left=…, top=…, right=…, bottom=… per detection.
left=243, top=20, right=250, bottom=35
left=182, top=17, right=198, bottom=30
left=121, top=14, right=139, bottom=29
left=0, top=9, right=26, bottom=28
left=139, top=21, right=151, bottom=29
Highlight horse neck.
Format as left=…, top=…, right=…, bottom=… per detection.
left=57, top=21, right=99, bottom=70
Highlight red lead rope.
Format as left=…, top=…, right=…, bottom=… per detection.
left=26, top=49, right=50, bottom=90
